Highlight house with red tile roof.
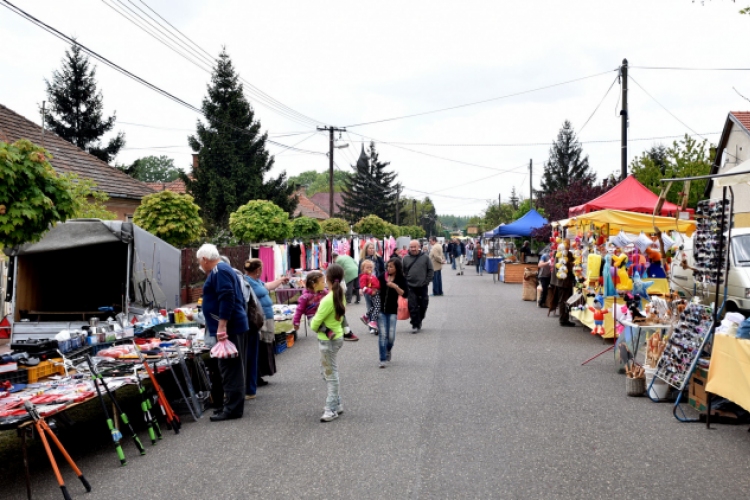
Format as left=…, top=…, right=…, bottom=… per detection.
left=0, top=103, right=154, bottom=220
left=309, top=192, right=345, bottom=218
left=146, top=178, right=188, bottom=194
left=706, top=111, right=750, bottom=226
left=293, top=189, right=329, bottom=220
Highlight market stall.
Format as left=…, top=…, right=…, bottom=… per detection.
left=492, top=209, right=547, bottom=283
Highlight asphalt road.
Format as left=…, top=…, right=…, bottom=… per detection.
left=2, top=267, right=750, bottom=499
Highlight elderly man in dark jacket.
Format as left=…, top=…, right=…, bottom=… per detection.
left=198, top=244, right=249, bottom=421
left=403, top=240, right=434, bottom=333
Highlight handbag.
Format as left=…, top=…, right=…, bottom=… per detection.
left=397, top=296, right=410, bottom=320
left=247, top=292, right=265, bottom=331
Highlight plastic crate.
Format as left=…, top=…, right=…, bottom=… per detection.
left=274, top=341, right=287, bottom=355
left=274, top=332, right=287, bottom=344
left=22, top=358, right=63, bottom=383
left=0, top=369, right=29, bottom=385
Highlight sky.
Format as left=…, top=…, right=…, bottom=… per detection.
left=1, top=0, right=749, bottom=216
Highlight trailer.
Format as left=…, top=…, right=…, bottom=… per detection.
left=3, top=219, right=180, bottom=341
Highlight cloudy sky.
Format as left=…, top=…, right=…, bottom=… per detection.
left=2, top=0, right=749, bottom=215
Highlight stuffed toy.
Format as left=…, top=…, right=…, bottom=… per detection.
left=612, top=252, right=632, bottom=291
left=624, top=292, right=645, bottom=319
left=588, top=300, right=609, bottom=336
left=645, top=248, right=666, bottom=279
left=603, top=247, right=617, bottom=297
left=631, top=271, right=654, bottom=302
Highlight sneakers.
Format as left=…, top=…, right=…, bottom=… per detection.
left=320, top=409, right=339, bottom=422
left=379, top=361, right=387, bottom=368
left=336, top=404, right=344, bottom=415
left=245, top=394, right=256, bottom=400
left=343, top=332, right=359, bottom=341
left=368, top=321, right=378, bottom=330
left=386, top=351, right=391, bottom=362
left=360, top=315, right=369, bottom=326
left=369, top=328, right=378, bottom=335
left=411, top=326, right=420, bottom=334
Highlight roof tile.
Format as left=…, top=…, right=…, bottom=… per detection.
left=0, top=103, right=154, bottom=199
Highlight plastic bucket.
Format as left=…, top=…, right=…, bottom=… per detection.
left=645, top=366, right=670, bottom=400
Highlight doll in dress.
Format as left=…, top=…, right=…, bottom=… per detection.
left=603, top=247, right=617, bottom=297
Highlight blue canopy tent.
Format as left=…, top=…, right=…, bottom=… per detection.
left=484, top=224, right=503, bottom=238
left=493, top=209, right=547, bottom=238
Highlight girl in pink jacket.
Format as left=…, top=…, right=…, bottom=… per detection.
left=292, top=272, right=327, bottom=331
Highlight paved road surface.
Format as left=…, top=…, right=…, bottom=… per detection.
left=2, top=268, right=750, bottom=499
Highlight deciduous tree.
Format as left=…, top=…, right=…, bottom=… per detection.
left=134, top=191, right=204, bottom=247
left=229, top=200, right=292, bottom=243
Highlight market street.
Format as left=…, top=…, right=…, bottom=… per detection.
left=2, top=270, right=750, bottom=499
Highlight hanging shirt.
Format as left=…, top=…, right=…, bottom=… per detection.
left=274, top=244, right=283, bottom=279
left=289, top=244, right=302, bottom=269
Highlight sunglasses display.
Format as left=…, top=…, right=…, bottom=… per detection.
left=692, top=199, right=729, bottom=287
left=655, top=302, right=713, bottom=390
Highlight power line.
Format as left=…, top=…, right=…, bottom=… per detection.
left=578, top=74, right=619, bottom=134
left=343, top=69, right=617, bottom=128
left=1, top=1, right=325, bottom=156
left=629, top=74, right=705, bottom=139
left=98, top=0, right=323, bottom=127
left=273, top=132, right=318, bottom=157
left=339, top=132, right=720, bottom=147
left=631, top=66, right=750, bottom=71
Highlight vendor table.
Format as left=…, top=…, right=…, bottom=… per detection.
left=706, top=335, right=750, bottom=414
left=275, top=288, right=302, bottom=304
left=484, top=257, right=503, bottom=283
left=500, top=262, right=535, bottom=284
left=3, top=350, right=208, bottom=500
left=615, top=320, right=671, bottom=369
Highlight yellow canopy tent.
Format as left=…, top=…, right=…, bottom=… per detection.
left=552, top=209, right=696, bottom=237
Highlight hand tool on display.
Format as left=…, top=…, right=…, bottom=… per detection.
left=84, top=356, right=127, bottom=466
left=133, top=342, right=181, bottom=433
left=133, top=366, right=161, bottom=445
left=85, top=355, right=146, bottom=457
left=175, top=345, right=202, bottom=418
left=24, top=401, right=92, bottom=500
left=166, top=354, right=199, bottom=422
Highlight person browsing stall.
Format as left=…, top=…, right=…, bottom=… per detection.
left=197, top=244, right=249, bottom=422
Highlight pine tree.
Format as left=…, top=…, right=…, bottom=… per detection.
left=44, top=43, right=124, bottom=163
left=509, top=187, right=520, bottom=210
left=185, top=49, right=297, bottom=230
left=340, top=142, right=399, bottom=224
left=539, top=120, right=595, bottom=196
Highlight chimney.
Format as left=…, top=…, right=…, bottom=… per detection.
left=192, top=154, right=199, bottom=171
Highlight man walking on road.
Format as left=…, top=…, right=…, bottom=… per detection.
left=452, top=238, right=464, bottom=276
left=429, top=236, right=444, bottom=296
left=403, top=240, right=433, bottom=333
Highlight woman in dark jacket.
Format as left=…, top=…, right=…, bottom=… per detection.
left=377, top=257, right=408, bottom=368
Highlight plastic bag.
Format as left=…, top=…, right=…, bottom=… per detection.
left=210, top=339, right=239, bottom=358
left=397, top=296, right=410, bottom=321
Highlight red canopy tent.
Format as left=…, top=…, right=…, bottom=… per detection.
left=568, top=175, right=692, bottom=217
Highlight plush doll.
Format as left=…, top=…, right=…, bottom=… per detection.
left=588, top=300, right=609, bottom=336
left=603, top=247, right=617, bottom=297
left=586, top=252, right=602, bottom=288
left=631, top=271, right=654, bottom=301
left=624, top=292, right=645, bottom=319
left=645, top=248, right=666, bottom=279
left=612, top=252, right=633, bottom=291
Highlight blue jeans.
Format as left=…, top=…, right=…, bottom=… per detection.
left=432, top=270, right=443, bottom=295
left=452, top=257, right=456, bottom=270
left=318, top=338, right=344, bottom=411
left=476, top=257, right=484, bottom=275
left=377, top=314, right=397, bottom=362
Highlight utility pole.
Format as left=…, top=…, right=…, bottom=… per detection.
left=620, top=58, right=628, bottom=181
left=395, top=184, right=401, bottom=226
left=529, top=159, right=533, bottom=209
left=317, top=125, right=347, bottom=217
left=41, top=101, right=46, bottom=148
left=498, top=193, right=501, bottom=207
left=412, top=200, right=417, bottom=226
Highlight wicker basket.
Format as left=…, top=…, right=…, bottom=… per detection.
left=626, top=376, right=646, bottom=397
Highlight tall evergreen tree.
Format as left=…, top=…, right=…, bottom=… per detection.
left=509, top=187, right=520, bottom=210
left=340, top=142, right=399, bottom=224
left=185, top=49, right=297, bottom=230
left=44, top=43, right=124, bottom=163
left=538, top=120, right=595, bottom=196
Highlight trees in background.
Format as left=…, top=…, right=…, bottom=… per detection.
left=229, top=200, right=292, bottom=243
left=288, top=170, right=351, bottom=196
left=292, top=216, right=321, bottom=238
left=320, top=217, right=350, bottom=235
left=133, top=191, right=204, bottom=247
left=185, top=50, right=296, bottom=232
left=118, top=155, right=181, bottom=183
left=630, top=135, right=712, bottom=209
left=44, top=44, right=124, bottom=163
left=340, top=143, right=399, bottom=224
left=538, top=120, right=595, bottom=196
